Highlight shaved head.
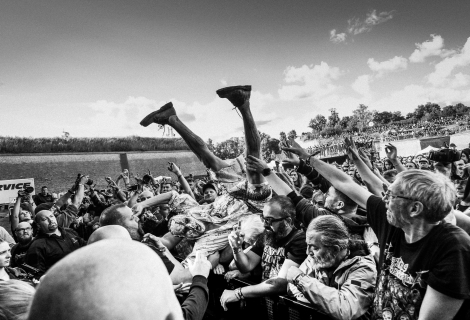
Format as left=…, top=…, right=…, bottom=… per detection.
left=87, top=225, right=132, bottom=245
left=28, top=240, right=184, bottom=320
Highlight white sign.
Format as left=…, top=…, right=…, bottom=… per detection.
left=0, top=178, right=35, bottom=204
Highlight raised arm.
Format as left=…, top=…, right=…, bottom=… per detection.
left=246, top=155, right=293, bottom=195
left=345, top=137, right=387, bottom=196
left=168, top=162, right=195, bottom=199
left=227, top=223, right=261, bottom=273
left=385, top=143, right=406, bottom=173
left=10, top=194, right=22, bottom=233
left=72, top=175, right=89, bottom=207
left=283, top=147, right=372, bottom=209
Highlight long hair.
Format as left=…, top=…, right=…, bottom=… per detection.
left=0, top=280, right=35, bottom=320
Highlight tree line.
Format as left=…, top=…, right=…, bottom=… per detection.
left=306, top=102, right=469, bottom=138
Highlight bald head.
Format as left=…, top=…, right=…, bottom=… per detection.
left=87, top=225, right=132, bottom=245
left=28, top=240, right=183, bottom=320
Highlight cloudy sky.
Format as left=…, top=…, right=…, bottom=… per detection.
left=1, top=0, right=470, bottom=141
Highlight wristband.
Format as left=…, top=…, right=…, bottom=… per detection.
left=306, top=154, right=315, bottom=164
left=292, top=272, right=306, bottom=287
left=237, top=288, right=245, bottom=300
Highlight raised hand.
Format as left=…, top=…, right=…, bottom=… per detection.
left=281, top=155, right=300, bottom=167
left=245, top=155, right=269, bottom=173
left=384, top=143, right=398, bottom=161
left=167, top=162, right=182, bottom=175
left=228, top=221, right=245, bottom=251
left=358, top=148, right=374, bottom=170
left=281, top=147, right=310, bottom=160
left=344, top=136, right=360, bottom=161
left=188, top=251, right=212, bottom=278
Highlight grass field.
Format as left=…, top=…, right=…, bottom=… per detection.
left=0, top=151, right=207, bottom=193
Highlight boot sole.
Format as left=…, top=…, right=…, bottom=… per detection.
left=140, top=102, right=175, bottom=127
left=216, top=85, right=251, bottom=98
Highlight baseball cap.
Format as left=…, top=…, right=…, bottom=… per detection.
left=202, top=182, right=218, bottom=194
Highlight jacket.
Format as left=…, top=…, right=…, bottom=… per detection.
left=25, top=227, right=86, bottom=276
left=288, top=242, right=376, bottom=320
left=181, top=275, right=209, bottom=320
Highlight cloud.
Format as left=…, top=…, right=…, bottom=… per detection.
left=347, top=10, right=394, bottom=35
left=352, top=75, right=372, bottom=97
left=329, top=29, right=347, bottom=43
left=178, top=113, right=196, bottom=122
left=367, top=56, right=408, bottom=76
left=427, top=37, right=470, bottom=86
left=278, top=62, right=342, bottom=100
left=409, top=34, right=455, bottom=63
left=330, top=9, right=394, bottom=44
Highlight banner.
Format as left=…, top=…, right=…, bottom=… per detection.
left=0, top=178, right=35, bottom=204
left=419, top=136, right=450, bottom=150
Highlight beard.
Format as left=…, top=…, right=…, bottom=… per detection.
left=126, top=223, right=145, bottom=241
left=264, top=222, right=289, bottom=247
left=386, top=209, right=409, bottom=228
left=312, top=248, right=337, bottom=269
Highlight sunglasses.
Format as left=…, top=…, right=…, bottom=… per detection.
left=259, top=215, right=289, bottom=225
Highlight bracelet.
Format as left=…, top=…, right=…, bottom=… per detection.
left=232, top=247, right=242, bottom=254
left=306, top=154, right=315, bottom=164
left=237, top=287, right=245, bottom=300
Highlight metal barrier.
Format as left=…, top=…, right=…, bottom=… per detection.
left=219, top=277, right=332, bottom=320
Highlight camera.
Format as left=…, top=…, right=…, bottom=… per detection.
left=428, top=148, right=461, bottom=163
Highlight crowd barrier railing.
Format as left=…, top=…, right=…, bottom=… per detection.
left=217, top=277, right=331, bottom=320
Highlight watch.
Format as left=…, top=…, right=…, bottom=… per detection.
left=262, top=168, right=272, bottom=177
left=292, top=272, right=306, bottom=287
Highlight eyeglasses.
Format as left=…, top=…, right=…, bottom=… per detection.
left=259, top=215, right=289, bottom=225
left=382, top=190, right=417, bottom=202
left=15, top=227, right=32, bottom=233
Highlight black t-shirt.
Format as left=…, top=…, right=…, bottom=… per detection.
left=251, top=228, right=307, bottom=281
left=10, top=241, right=33, bottom=268
left=367, top=195, right=470, bottom=320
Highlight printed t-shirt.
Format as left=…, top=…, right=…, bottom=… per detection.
left=250, top=228, right=307, bottom=281
left=367, top=195, right=470, bottom=320
left=10, top=241, right=33, bottom=268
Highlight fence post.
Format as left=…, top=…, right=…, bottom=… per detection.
left=120, top=153, right=130, bottom=172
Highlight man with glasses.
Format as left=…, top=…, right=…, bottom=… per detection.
left=284, top=146, right=470, bottom=320
left=220, top=196, right=307, bottom=310
left=10, top=222, right=34, bottom=268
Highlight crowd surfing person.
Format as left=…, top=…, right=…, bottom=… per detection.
left=3, top=86, right=470, bottom=320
